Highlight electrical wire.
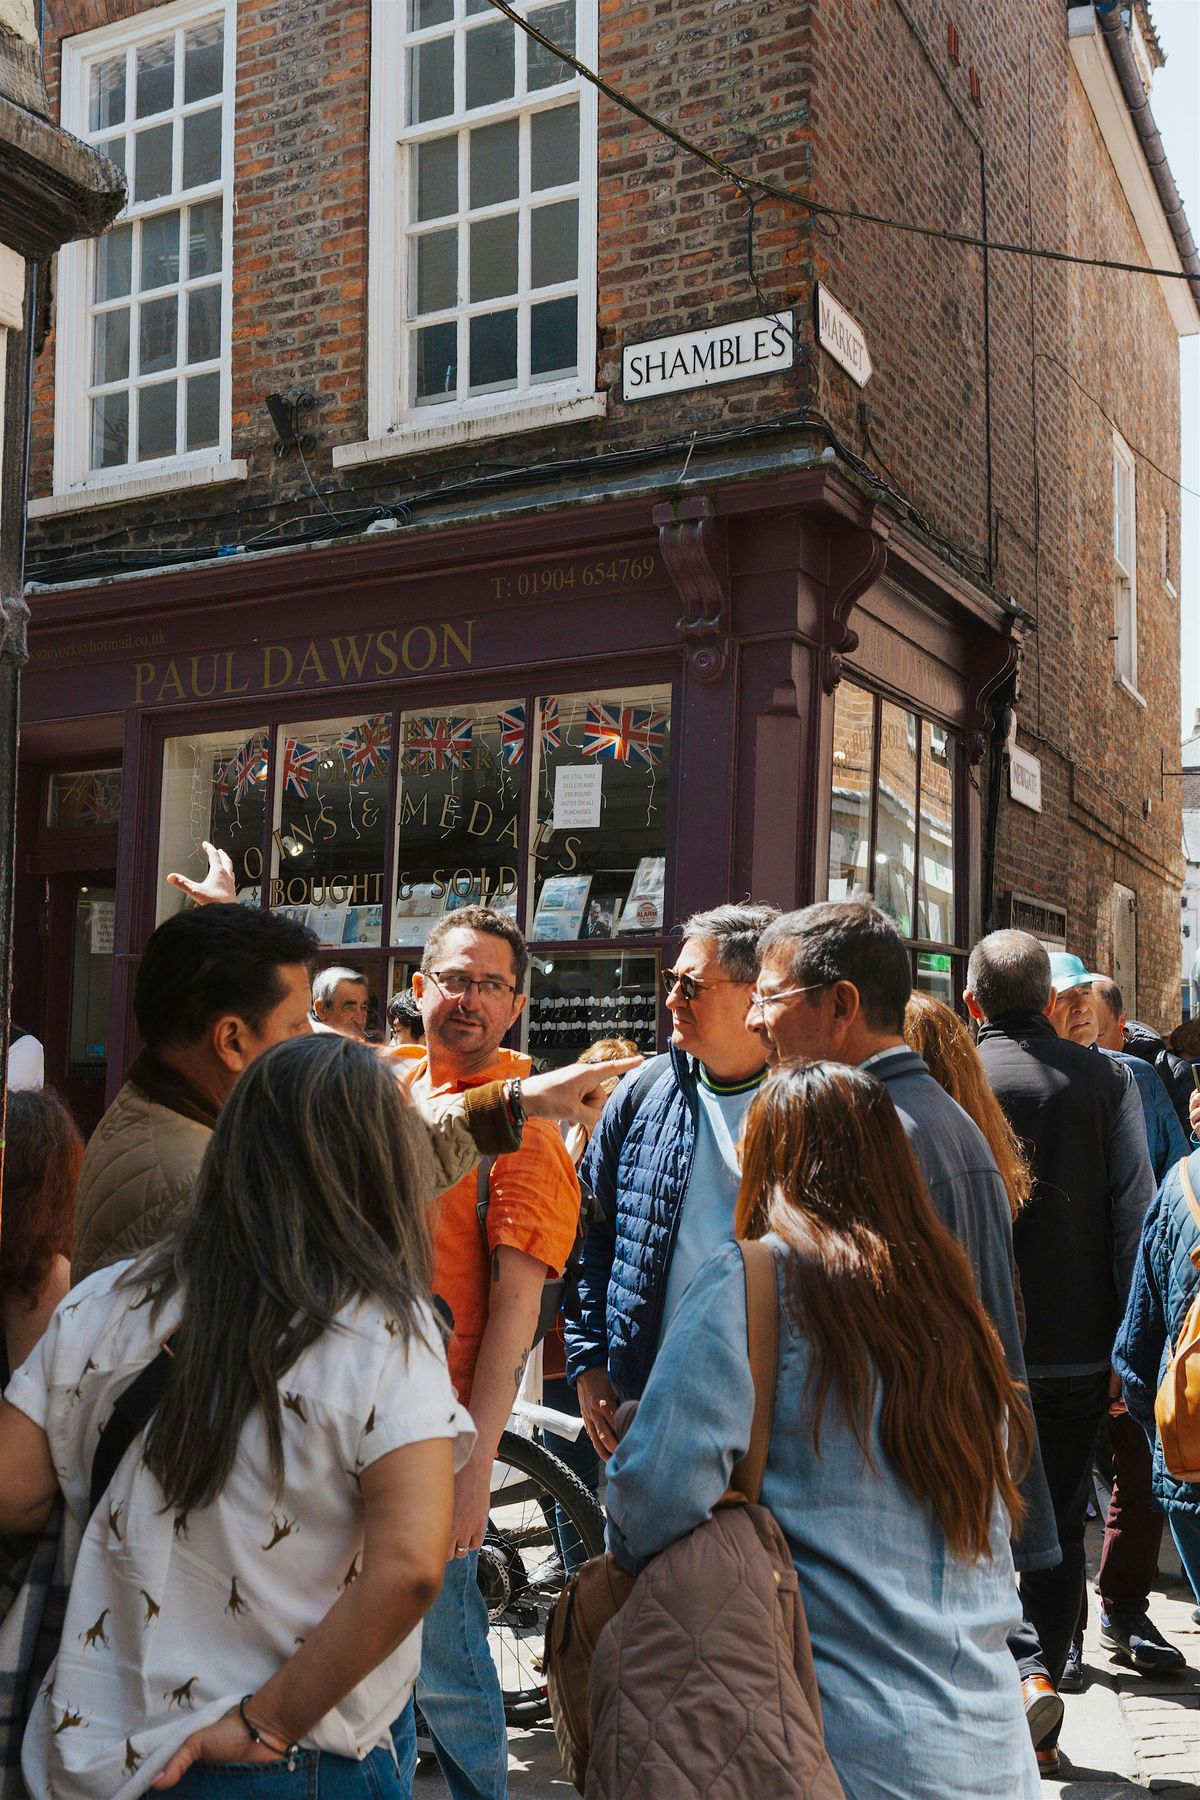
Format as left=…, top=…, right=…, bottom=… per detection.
left=1034, top=351, right=1200, bottom=502
left=483, top=0, right=1197, bottom=287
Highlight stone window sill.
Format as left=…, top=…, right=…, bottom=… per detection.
left=28, top=458, right=249, bottom=520
left=332, top=392, right=608, bottom=469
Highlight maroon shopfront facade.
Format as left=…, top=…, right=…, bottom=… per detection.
left=14, top=463, right=1022, bottom=1131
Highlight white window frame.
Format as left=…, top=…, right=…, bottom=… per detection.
left=52, top=0, right=236, bottom=500
left=1111, top=430, right=1140, bottom=698
left=362, top=0, right=599, bottom=453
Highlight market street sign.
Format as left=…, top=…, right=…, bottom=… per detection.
left=815, top=284, right=872, bottom=386
left=622, top=311, right=795, bottom=400
left=1009, top=745, right=1043, bottom=812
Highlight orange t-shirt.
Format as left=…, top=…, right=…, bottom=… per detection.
left=397, top=1046, right=581, bottom=1406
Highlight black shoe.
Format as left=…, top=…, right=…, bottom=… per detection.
left=1059, top=1639, right=1085, bottom=1693
left=1100, top=1607, right=1186, bottom=1674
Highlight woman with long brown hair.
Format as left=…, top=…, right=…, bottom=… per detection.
left=903, top=991, right=1032, bottom=1220
left=604, top=1061, right=1039, bottom=1798
left=1, top=1088, right=82, bottom=1376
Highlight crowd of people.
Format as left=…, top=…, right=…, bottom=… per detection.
left=1, top=870, right=1198, bottom=1799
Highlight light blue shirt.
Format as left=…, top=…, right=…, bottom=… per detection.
left=658, top=1066, right=765, bottom=1341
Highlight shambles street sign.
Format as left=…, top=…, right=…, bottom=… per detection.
left=815, top=284, right=872, bottom=386
left=622, top=311, right=795, bottom=400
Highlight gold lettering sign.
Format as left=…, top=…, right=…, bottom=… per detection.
left=132, top=621, right=475, bottom=707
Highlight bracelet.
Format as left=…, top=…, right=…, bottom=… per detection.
left=239, top=1697, right=299, bottom=1764
left=506, top=1077, right=526, bottom=1131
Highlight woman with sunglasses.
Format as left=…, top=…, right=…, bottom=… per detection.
left=603, top=1061, right=1040, bottom=1798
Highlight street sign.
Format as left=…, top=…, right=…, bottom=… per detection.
left=622, top=312, right=795, bottom=401
left=815, top=284, right=872, bottom=386
left=1009, top=745, right=1043, bottom=812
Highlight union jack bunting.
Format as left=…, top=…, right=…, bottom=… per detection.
left=78, top=774, right=120, bottom=826
left=232, top=736, right=269, bottom=800
left=281, top=737, right=317, bottom=799
left=342, top=715, right=392, bottom=782
left=582, top=703, right=667, bottom=766
left=539, top=698, right=561, bottom=754
left=404, top=715, right=472, bottom=773
left=211, top=761, right=232, bottom=813
left=497, top=706, right=526, bottom=765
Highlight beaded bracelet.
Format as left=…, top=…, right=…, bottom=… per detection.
left=239, top=1697, right=300, bottom=1770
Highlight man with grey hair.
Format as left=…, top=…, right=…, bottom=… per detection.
left=311, top=965, right=369, bottom=1040
left=967, top=930, right=1159, bottom=1753
left=567, top=903, right=777, bottom=1457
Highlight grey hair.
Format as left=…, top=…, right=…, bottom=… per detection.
left=312, top=965, right=367, bottom=1008
left=681, top=902, right=781, bottom=984
left=1091, top=976, right=1123, bottom=1021
left=965, top=931, right=1051, bottom=1019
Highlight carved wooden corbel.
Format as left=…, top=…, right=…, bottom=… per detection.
left=819, top=525, right=886, bottom=693
left=963, top=622, right=1025, bottom=764
left=652, top=496, right=729, bottom=683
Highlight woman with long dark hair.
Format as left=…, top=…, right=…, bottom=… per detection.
left=903, top=992, right=1032, bottom=1221
left=0, top=1033, right=473, bottom=1799
left=603, top=1061, right=1039, bottom=1798
left=1, top=1088, right=82, bottom=1376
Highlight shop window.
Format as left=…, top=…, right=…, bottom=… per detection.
left=1112, top=431, right=1139, bottom=693
left=47, top=768, right=122, bottom=829
left=158, top=724, right=269, bottom=922
left=874, top=700, right=917, bottom=940
left=527, top=951, right=658, bottom=1063
left=271, top=713, right=391, bottom=947
left=56, top=0, right=233, bottom=491
left=828, top=686, right=873, bottom=900
left=916, top=719, right=954, bottom=944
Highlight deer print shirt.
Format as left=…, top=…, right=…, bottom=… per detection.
left=6, top=1259, right=475, bottom=1800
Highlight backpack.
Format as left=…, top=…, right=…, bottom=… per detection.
left=544, top=1240, right=845, bottom=1800
left=1155, top=1156, right=1200, bottom=1481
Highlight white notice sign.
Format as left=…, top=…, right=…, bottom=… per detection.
left=1009, top=746, right=1043, bottom=812
left=815, top=285, right=873, bottom=386
left=553, top=764, right=603, bottom=831
left=90, top=900, right=115, bottom=955
left=622, top=312, right=795, bottom=401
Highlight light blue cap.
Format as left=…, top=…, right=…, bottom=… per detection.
left=1048, top=952, right=1098, bottom=994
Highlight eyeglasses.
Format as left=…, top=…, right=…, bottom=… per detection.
left=661, top=969, right=741, bottom=1002
left=746, top=981, right=830, bottom=1014
left=427, top=968, right=517, bottom=1004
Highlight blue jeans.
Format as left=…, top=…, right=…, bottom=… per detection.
left=542, top=1375, right=600, bottom=1575
left=1168, top=1510, right=1200, bottom=1608
left=416, top=1552, right=508, bottom=1800
left=173, top=1716, right=413, bottom=1799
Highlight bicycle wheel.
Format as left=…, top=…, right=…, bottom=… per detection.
left=481, top=1429, right=605, bottom=1726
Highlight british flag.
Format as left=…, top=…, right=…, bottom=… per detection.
left=232, top=736, right=269, bottom=800
left=342, top=715, right=392, bottom=782
left=497, top=705, right=526, bottom=765
left=78, top=774, right=120, bottom=826
left=404, top=715, right=472, bottom=773
left=582, top=704, right=667, bottom=766
left=281, top=737, right=317, bottom=799
left=211, top=760, right=232, bottom=814
left=539, top=698, right=561, bottom=754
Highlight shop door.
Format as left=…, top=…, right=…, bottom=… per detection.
left=45, top=874, right=116, bottom=1138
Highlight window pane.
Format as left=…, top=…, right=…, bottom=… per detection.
left=470, top=119, right=518, bottom=206
left=90, top=54, right=126, bottom=131
left=188, top=197, right=222, bottom=275
left=136, top=37, right=175, bottom=117
left=91, top=391, right=129, bottom=468
left=414, top=228, right=457, bottom=313
left=465, top=21, right=515, bottom=109
left=183, top=107, right=222, bottom=187
left=102, top=135, right=127, bottom=174
left=133, top=122, right=173, bottom=202
left=410, top=0, right=453, bottom=25
left=917, top=721, right=955, bottom=944
left=139, top=294, right=178, bottom=375
left=184, top=20, right=224, bottom=103
left=531, top=198, right=577, bottom=286
left=140, top=210, right=181, bottom=290
left=414, top=319, right=458, bottom=403
left=48, top=769, right=123, bottom=830
left=828, top=682, right=873, bottom=899
left=531, top=104, right=578, bottom=188
left=414, top=134, right=457, bottom=220
left=92, top=307, right=130, bottom=385
left=468, top=309, right=516, bottom=392
left=186, top=370, right=221, bottom=449
left=272, top=713, right=391, bottom=947
left=158, top=728, right=269, bottom=928
left=187, top=283, right=222, bottom=362
left=470, top=213, right=518, bottom=301
left=874, top=700, right=917, bottom=938
left=95, top=224, right=133, bottom=300
left=527, top=1, right=574, bottom=89
left=407, top=36, right=454, bottom=124
left=530, top=295, right=576, bottom=379
left=915, top=951, right=955, bottom=1007
left=137, top=378, right=178, bottom=459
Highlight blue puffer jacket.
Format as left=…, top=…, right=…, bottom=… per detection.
left=1114, top=1148, right=1200, bottom=1516
left=565, top=1047, right=698, bottom=1401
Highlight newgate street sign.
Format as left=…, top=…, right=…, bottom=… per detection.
left=815, top=285, right=872, bottom=386
left=622, top=312, right=795, bottom=400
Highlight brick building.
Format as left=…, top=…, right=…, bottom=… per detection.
left=13, top=0, right=1195, bottom=1127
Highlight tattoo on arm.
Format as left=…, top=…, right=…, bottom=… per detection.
left=514, top=1348, right=529, bottom=1390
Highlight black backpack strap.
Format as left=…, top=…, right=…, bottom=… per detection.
left=623, top=1052, right=671, bottom=1122
left=88, top=1345, right=174, bottom=1516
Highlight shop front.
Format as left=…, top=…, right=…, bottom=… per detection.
left=14, top=464, right=1022, bottom=1115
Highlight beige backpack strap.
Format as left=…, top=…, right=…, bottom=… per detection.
left=1179, top=1157, right=1200, bottom=1268
left=729, top=1239, right=780, bottom=1505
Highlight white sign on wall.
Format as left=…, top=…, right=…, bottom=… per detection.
left=815, top=284, right=872, bottom=386
left=622, top=312, right=795, bottom=401
left=1009, top=746, right=1043, bottom=812
left=553, top=764, right=603, bottom=831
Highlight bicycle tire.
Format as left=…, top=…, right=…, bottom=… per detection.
left=481, top=1429, right=605, bottom=1727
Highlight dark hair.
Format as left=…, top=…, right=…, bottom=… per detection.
left=736, top=1062, right=1030, bottom=1560
left=135, top=904, right=319, bottom=1049
left=681, top=903, right=780, bottom=984
left=387, top=991, right=425, bottom=1040
left=1091, top=976, right=1123, bottom=1021
left=0, top=1089, right=83, bottom=1309
left=135, top=1033, right=438, bottom=1512
left=758, top=900, right=912, bottom=1033
left=965, top=930, right=1051, bottom=1019
left=422, top=905, right=529, bottom=990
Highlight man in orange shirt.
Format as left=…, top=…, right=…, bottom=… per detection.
left=398, top=906, right=580, bottom=1800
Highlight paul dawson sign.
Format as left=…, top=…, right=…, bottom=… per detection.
left=622, top=311, right=795, bottom=401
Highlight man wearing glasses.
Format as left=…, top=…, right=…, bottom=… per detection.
left=567, top=904, right=777, bottom=1459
